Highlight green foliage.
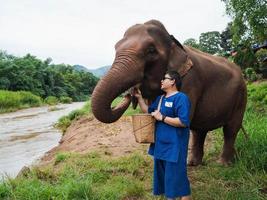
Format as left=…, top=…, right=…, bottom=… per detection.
left=44, top=96, right=59, bottom=105
left=244, top=68, right=258, bottom=82
left=222, top=0, right=267, bottom=44
left=183, top=38, right=200, bottom=49
left=220, top=22, right=233, bottom=55
left=56, top=101, right=91, bottom=133
left=233, top=43, right=259, bottom=70
left=56, top=117, right=72, bottom=133
left=255, top=49, right=267, bottom=64
left=0, top=50, right=99, bottom=102
left=199, top=31, right=222, bottom=54
left=0, top=90, right=42, bottom=113
left=59, top=96, right=73, bottom=104
left=236, top=103, right=267, bottom=172
left=247, top=82, right=267, bottom=106
left=255, top=49, right=267, bottom=78
left=55, top=153, right=71, bottom=164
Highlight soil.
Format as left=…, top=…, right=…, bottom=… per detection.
left=41, top=115, right=215, bottom=164
left=41, top=115, right=149, bottom=163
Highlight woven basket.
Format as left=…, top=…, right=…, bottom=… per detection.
left=132, top=114, right=155, bottom=143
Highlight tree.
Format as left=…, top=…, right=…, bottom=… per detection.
left=222, top=0, right=267, bottom=44
left=183, top=38, right=200, bottom=49
left=0, top=50, right=98, bottom=100
left=199, top=31, right=221, bottom=54
left=220, top=22, right=233, bottom=55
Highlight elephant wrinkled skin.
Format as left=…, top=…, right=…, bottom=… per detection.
left=91, top=20, right=247, bottom=166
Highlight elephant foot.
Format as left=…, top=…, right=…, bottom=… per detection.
left=187, top=155, right=203, bottom=166
left=218, top=148, right=236, bottom=166
left=216, top=157, right=232, bottom=166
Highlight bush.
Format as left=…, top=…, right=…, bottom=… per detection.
left=59, top=96, right=72, bottom=104
left=0, top=90, right=42, bottom=113
left=18, top=91, right=42, bottom=107
left=244, top=67, right=258, bottom=82
left=44, top=96, right=59, bottom=105
left=247, top=82, right=267, bottom=104
left=56, top=116, right=71, bottom=133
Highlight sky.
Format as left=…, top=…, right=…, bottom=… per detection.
left=0, top=0, right=231, bottom=69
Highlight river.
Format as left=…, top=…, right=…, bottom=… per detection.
left=0, top=102, right=86, bottom=178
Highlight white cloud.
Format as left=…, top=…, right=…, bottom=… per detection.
left=0, top=0, right=230, bottom=69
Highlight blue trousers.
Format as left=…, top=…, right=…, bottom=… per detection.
left=153, top=158, right=191, bottom=198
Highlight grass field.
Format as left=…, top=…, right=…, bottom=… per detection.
left=0, top=83, right=266, bottom=200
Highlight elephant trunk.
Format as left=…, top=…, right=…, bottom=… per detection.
left=91, top=51, right=142, bottom=123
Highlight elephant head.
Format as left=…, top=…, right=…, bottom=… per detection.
left=91, top=20, right=191, bottom=123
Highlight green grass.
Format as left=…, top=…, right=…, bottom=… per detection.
left=189, top=104, right=267, bottom=200
left=0, top=152, right=153, bottom=200
left=0, top=90, right=42, bottom=113
left=188, top=82, right=267, bottom=200
left=1, top=83, right=266, bottom=199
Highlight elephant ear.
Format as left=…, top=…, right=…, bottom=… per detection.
left=168, top=38, right=193, bottom=77
left=178, top=56, right=193, bottom=77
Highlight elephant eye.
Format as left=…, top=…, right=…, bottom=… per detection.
left=146, top=46, right=157, bottom=55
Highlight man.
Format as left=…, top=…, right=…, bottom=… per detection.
left=134, top=70, right=192, bottom=200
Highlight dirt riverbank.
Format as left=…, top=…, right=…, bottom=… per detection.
left=41, top=115, right=149, bottom=163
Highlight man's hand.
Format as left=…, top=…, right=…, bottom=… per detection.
left=151, top=110, right=163, bottom=121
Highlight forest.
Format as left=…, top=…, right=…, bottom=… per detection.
left=0, top=51, right=98, bottom=102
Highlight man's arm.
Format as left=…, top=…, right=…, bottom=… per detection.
left=136, top=96, right=148, bottom=113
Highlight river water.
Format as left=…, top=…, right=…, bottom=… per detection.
left=0, top=102, right=85, bottom=178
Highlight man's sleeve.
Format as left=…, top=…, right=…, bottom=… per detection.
left=175, top=95, right=191, bottom=127
left=148, top=96, right=160, bottom=113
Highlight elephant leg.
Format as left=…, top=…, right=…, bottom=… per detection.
left=188, top=130, right=208, bottom=166
left=218, top=122, right=241, bottom=166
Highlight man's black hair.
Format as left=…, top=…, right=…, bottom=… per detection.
left=166, top=70, right=182, bottom=90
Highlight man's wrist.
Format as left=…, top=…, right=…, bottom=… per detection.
left=162, top=115, right=166, bottom=122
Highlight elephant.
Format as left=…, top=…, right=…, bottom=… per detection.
left=91, top=20, right=247, bottom=166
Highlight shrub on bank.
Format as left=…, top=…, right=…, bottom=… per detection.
left=59, top=96, right=73, bottom=104
left=44, top=96, right=59, bottom=105
left=0, top=90, right=42, bottom=113
left=18, top=91, right=42, bottom=106
left=56, top=101, right=90, bottom=133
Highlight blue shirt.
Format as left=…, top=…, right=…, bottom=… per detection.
left=148, top=92, right=191, bottom=163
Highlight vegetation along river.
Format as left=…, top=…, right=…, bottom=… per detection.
left=0, top=102, right=85, bottom=178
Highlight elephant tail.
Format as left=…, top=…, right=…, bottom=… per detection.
left=241, top=125, right=249, bottom=140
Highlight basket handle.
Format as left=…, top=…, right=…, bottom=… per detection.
left=133, top=120, right=154, bottom=132
left=133, top=95, right=163, bottom=133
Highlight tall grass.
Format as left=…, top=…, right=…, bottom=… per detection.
left=189, top=103, right=267, bottom=200
left=0, top=90, right=42, bottom=113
